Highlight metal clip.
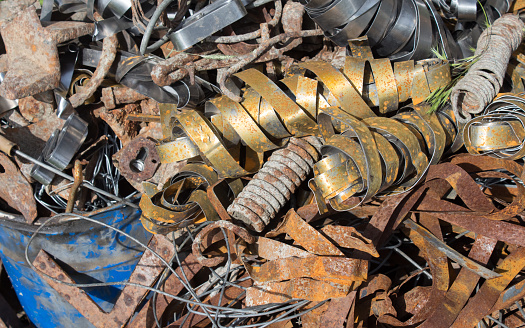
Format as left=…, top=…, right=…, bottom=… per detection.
left=31, top=114, right=89, bottom=185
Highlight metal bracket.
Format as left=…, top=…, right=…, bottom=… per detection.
left=30, top=114, right=88, bottom=185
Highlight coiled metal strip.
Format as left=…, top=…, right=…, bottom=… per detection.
left=139, top=163, right=224, bottom=234
left=451, top=14, right=525, bottom=123
left=227, top=137, right=322, bottom=232
left=464, top=93, right=525, bottom=160
left=304, top=0, right=461, bottom=60
left=309, top=104, right=460, bottom=212
left=155, top=51, right=450, bottom=179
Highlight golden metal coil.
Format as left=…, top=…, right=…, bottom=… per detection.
left=310, top=103, right=461, bottom=213
left=139, top=163, right=243, bottom=234
left=464, top=93, right=525, bottom=160
left=155, top=47, right=452, bottom=181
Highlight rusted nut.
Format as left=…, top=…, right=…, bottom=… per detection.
left=101, top=86, right=148, bottom=110
left=118, top=136, right=161, bottom=183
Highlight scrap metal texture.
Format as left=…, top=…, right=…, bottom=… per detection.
left=0, top=6, right=94, bottom=99
left=451, top=14, right=525, bottom=122
left=227, top=136, right=322, bottom=232
left=1, top=0, right=525, bottom=327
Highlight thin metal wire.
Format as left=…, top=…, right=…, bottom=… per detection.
left=393, top=244, right=433, bottom=279
left=516, top=300, right=525, bottom=319
left=171, top=226, right=217, bottom=327
left=24, top=212, right=327, bottom=327
left=33, top=125, right=138, bottom=213
left=24, top=214, right=259, bottom=312
left=485, top=315, right=510, bottom=328
left=151, top=224, right=212, bottom=328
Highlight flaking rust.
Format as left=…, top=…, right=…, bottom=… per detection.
left=0, top=6, right=93, bottom=99
left=118, top=136, right=160, bottom=183
left=3, top=1, right=525, bottom=326
left=0, top=152, right=37, bottom=222
left=227, top=136, right=322, bottom=232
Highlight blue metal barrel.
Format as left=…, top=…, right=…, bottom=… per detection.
left=0, top=203, right=150, bottom=328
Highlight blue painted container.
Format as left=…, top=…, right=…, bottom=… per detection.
left=0, top=202, right=150, bottom=328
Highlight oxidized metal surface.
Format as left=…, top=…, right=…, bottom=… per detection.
left=227, top=136, right=321, bottom=232
left=193, top=219, right=256, bottom=267
left=156, top=48, right=452, bottom=188
left=309, top=103, right=456, bottom=212
left=129, top=252, right=205, bottom=328
left=18, top=95, right=55, bottom=123
left=139, top=163, right=220, bottom=234
left=0, top=152, right=37, bottom=222
left=33, top=235, right=175, bottom=328
left=101, top=86, right=148, bottom=110
left=69, top=34, right=118, bottom=108
left=0, top=6, right=94, bottom=99
left=118, top=136, right=160, bottom=183
left=451, top=14, right=525, bottom=122
left=354, top=154, right=525, bottom=327
left=246, top=278, right=352, bottom=306
left=463, top=93, right=525, bottom=159
left=95, top=104, right=140, bottom=146
left=3, top=1, right=525, bottom=327
left=65, top=160, right=83, bottom=213
left=319, top=291, right=357, bottom=327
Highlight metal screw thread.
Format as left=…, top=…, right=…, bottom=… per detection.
left=227, top=136, right=322, bottom=232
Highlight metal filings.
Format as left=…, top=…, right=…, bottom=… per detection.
left=227, top=136, right=322, bottom=232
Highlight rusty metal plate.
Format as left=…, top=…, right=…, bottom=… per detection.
left=0, top=6, right=93, bottom=99
left=0, top=152, right=37, bottom=222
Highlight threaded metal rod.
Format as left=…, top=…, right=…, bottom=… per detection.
left=227, top=136, right=322, bottom=232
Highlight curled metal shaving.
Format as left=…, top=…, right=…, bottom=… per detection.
left=309, top=103, right=461, bottom=212
left=303, top=0, right=462, bottom=61
left=155, top=50, right=452, bottom=180
left=139, top=163, right=224, bottom=234
left=464, top=93, right=525, bottom=159
left=451, top=14, right=525, bottom=123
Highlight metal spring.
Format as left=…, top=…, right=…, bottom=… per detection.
left=227, top=136, right=322, bottom=232
left=451, top=14, right=525, bottom=123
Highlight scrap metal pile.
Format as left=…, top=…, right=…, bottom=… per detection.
left=3, top=0, right=525, bottom=327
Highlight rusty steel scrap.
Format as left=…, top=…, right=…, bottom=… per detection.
left=3, top=0, right=525, bottom=327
